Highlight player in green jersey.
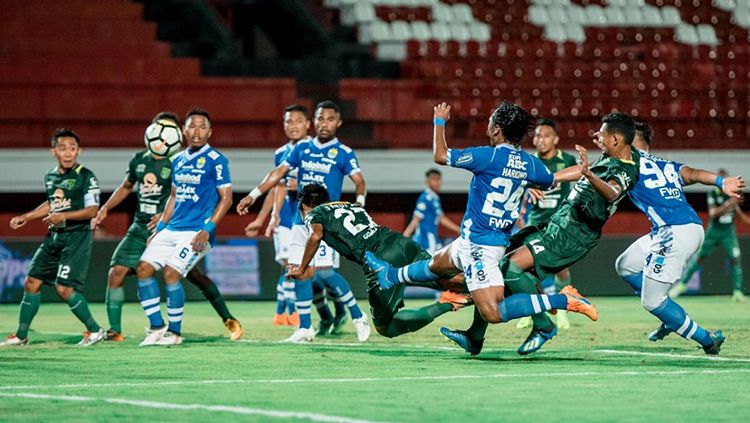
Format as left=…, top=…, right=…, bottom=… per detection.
left=94, top=112, right=243, bottom=342
left=286, top=184, right=470, bottom=338
left=516, top=118, right=578, bottom=332
left=672, top=168, right=750, bottom=302
left=2, top=129, right=105, bottom=347
left=441, top=112, right=640, bottom=356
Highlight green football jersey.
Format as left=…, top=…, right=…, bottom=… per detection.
left=44, top=164, right=100, bottom=231
left=126, top=150, right=173, bottom=226
left=550, top=148, right=639, bottom=247
left=707, top=188, right=735, bottom=227
left=527, top=149, right=578, bottom=224
left=305, top=202, right=387, bottom=264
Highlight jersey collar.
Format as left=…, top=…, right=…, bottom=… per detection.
left=312, top=137, right=339, bottom=150
left=183, top=143, right=211, bottom=160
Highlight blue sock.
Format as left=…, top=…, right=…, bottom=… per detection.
left=650, top=299, right=712, bottom=347
left=541, top=276, right=556, bottom=294
left=318, top=269, right=363, bottom=319
left=294, top=278, right=314, bottom=329
left=391, top=259, right=438, bottom=283
left=312, top=276, right=333, bottom=320
left=166, top=282, right=185, bottom=335
left=498, top=294, right=567, bottom=321
left=137, top=277, right=164, bottom=329
left=275, top=275, right=286, bottom=314
left=622, top=272, right=643, bottom=295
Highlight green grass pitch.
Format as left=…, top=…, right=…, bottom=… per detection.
left=1, top=296, right=749, bottom=422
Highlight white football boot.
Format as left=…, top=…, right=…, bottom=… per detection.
left=283, top=327, right=315, bottom=343
left=353, top=314, right=371, bottom=342
left=77, top=328, right=105, bottom=347
left=139, top=326, right=168, bottom=347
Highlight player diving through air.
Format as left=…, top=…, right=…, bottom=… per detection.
left=286, top=183, right=470, bottom=338
left=368, top=105, right=639, bottom=356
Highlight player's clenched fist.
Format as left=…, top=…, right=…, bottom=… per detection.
left=236, top=195, right=255, bottom=215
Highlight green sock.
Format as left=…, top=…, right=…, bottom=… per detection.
left=554, top=274, right=571, bottom=292
left=731, top=261, right=743, bottom=292
left=466, top=305, right=489, bottom=342
left=504, top=261, right=555, bottom=330
left=66, top=291, right=100, bottom=332
left=106, top=286, right=125, bottom=333
left=16, top=291, right=41, bottom=339
left=383, top=302, right=453, bottom=338
left=200, top=284, right=234, bottom=321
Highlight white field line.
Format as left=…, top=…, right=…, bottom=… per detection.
left=592, top=349, right=750, bottom=363
left=3, top=368, right=750, bottom=393
left=0, top=392, right=392, bottom=423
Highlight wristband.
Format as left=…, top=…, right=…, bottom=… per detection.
left=155, top=221, right=167, bottom=232
left=248, top=187, right=263, bottom=201
left=203, top=221, right=216, bottom=234
left=356, top=194, right=366, bottom=206
left=434, top=117, right=446, bottom=127
left=715, top=175, right=724, bottom=188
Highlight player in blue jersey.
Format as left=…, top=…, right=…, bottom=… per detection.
left=367, top=102, right=596, bottom=331
left=244, top=104, right=312, bottom=327
left=136, top=109, right=233, bottom=346
left=614, top=121, right=744, bottom=354
left=238, top=100, right=370, bottom=343
left=403, top=169, right=461, bottom=254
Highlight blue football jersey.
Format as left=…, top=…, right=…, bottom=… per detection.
left=282, top=137, right=361, bottom=224
left=274, top=141, right=298, bottom=229
left=413, top=188, right=443, bottom=247
left=447, top=144, right=554, bottom=246
left=168, top=144, right=231, bottom=233
left=628, top=150, right=701, bottom=229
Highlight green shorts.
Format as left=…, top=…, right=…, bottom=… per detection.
left=110, top=222, right=151, bottom=270
left=365, top=230, right=439, bottom=327
left=511, top=222, right=591, bottom=280
left=27, top=229, right=93, bottom=291
left=700, top=224, right=741, bottom=259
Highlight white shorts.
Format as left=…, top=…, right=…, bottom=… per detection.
left=448, top=236, right=505, bottom=292
left=273, top=225, right=292, bottom=265
left=617, top=223, right=704, bottom=283
left=139, top=229, right=209, bottom=276
left=289, top=224, right=340, bottom=268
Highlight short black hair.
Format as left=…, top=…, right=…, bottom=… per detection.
left=634, top=121, right=653, bottom=146
left=490, top=102, right=534, bottom=145
left=536, top=118, right=557, bottom=131
left=298, top=183, right=330, bottom=210
left=152, top=111, right=180, bottom=126
left=50, top=128, right=80, bottom=147
left=184, top=108, right=211, bottom=126
left=602, top=112, right=635, bottom=145
left=284, top=104, right=309, bottom=119
left=425, top=168, right=441, bottom=178
left=314, top=100, right=340, bottom=115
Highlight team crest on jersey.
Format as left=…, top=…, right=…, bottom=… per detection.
left=136, top=164, right=146, bottom=174
left=63, top=179, right=76, bottom=190
left=196, top=157, right=206, bottom=169
left=327, top=148, right=338, bottom=159
left=160, top=167, right=171, bottom=179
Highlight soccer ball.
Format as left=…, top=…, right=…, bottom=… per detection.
left=144, top=119, right=182, bottom=157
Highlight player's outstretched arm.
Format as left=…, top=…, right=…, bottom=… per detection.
left=245, top=186, right=275, bottom=237
left=237, top=164, right=289, bottom=215
left=10, top=201, right=50, bottom=229
left=433, top=102, right=451, bottom=165
left=680, top=166, right=746, bottom=198
left=575, top=144, right=622, bottom=203
left=350, top=172, right=367, bottom=206
left=287, top=223, right=324, bottom=280
left=44, top=205, right=98, bottom=227
left=95, top=176, right=134, bottom=226
left=403, top=215, right=421, bottom=237
left=264, top=182, right=288, bottom=237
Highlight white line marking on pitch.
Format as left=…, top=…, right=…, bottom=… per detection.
left=0, top=392, right=392, bottom=423
left=593, top=349, right=750, bottom=363
left=3, top=368, right=750, bottom=392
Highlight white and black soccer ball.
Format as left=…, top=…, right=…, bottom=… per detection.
left=144, top=119, right=182, bottom=157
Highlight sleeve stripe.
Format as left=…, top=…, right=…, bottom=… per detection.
left=348, top=168, right=362, bottom=176
left=216, top=183, right=232, bottom=189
